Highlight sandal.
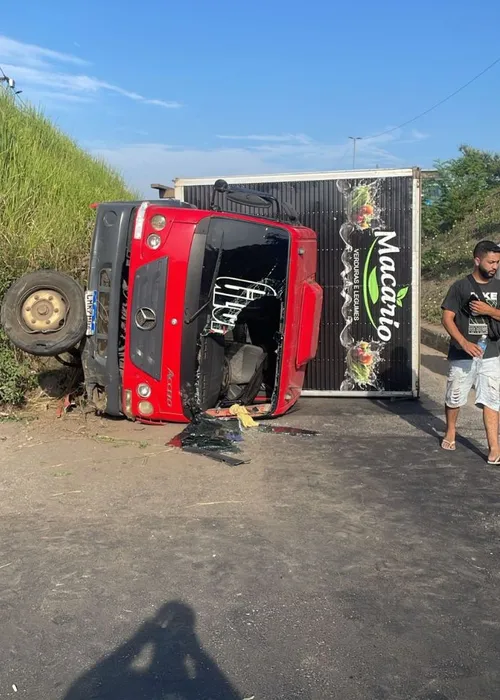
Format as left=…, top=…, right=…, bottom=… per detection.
left=441, top=439, right=456, bottom=451
left=487, top=455, right=500, bottom=465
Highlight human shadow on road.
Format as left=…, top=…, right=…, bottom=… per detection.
left=62, top=601, right=242, bottom=700
left=377, top=345, right=485, bottom=460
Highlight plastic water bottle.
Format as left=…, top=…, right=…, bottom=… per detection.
left=478, top=334, right=488, bottom=354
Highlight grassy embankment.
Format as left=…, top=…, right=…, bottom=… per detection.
left=0, top=90, right=134, bottom=404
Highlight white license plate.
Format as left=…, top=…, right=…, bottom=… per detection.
left=85, top=290, right=98, bottom=336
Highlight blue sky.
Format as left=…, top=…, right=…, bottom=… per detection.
left=1, top=0, right=499, bottom=195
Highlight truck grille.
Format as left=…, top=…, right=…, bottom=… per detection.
left=96, top=267, right=111, bottom=357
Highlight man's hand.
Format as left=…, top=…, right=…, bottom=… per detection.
left=470, top=300, right=492, bottom=316
left=461, top=339, right=483, bottom=358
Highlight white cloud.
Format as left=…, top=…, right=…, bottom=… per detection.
left=27, top=90, right=94, bottom=104
left=217, top=133, right=313, bottom=144
left=0, top=37, right=180, bottom=109
left=22, top=90, right=93, bottom=112
left=364, top=127, right=430, bottom=146
left=91, top=132, right=405, bottom=195
left=24, top=90, right=94, bottom=111
left=144, top=98, right=180, bottom=108
left=0, top=34, right=89, bottom=68
left=410, top=129, right=429, bottom=141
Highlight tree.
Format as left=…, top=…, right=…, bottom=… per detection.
left=422, top=145, right=500, bottom=239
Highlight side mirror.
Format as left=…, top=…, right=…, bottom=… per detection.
left=151, top=183, right=174, bottom=199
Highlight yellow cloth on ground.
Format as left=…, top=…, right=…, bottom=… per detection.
left=228, top=404, right=258, bottom=428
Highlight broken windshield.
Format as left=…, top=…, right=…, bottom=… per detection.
left=180, top=216, right=291, bottom=415
left=196, top=217, right=289, bottom=337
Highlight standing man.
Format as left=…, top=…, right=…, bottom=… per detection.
left=441, top=240, right=500, bottom=463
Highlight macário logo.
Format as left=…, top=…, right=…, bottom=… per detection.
left=363, top=230, right=409, bottom=342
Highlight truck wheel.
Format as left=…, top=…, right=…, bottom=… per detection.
left=1, top=270, right=87, bottom=357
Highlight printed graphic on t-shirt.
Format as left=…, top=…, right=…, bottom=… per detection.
left=469, top=291, right=498, bottom=335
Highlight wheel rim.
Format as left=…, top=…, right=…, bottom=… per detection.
left=21, top=289, right=67, bottom=331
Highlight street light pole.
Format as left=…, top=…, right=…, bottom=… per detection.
left=348, top=136, right=362, bottom=169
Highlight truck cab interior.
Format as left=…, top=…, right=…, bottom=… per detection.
left=184, top=183, right=294, bottom=417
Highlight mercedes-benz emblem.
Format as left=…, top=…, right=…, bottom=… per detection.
left=135, top=307, right=157, bottom=330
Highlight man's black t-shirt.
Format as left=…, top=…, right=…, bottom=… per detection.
left=441, top=276, right=500, bottom=360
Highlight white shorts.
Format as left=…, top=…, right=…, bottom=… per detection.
left=445, top=357, right=500, bottom=412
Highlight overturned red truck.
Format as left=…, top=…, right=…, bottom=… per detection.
left=1, top=179, right=323, bottom=423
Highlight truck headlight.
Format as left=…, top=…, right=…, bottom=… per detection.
left=124, top=390, right=133, bottom=417
left=138, top=400, right=154, bottom=416
left=137, top=383, right=151, bottom=398
left=150, top=215, right=166, bottom=231
left=147, top=234, right=161, bottom=249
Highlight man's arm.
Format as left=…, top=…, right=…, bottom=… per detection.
left=442, top=309, right=483, bottom=358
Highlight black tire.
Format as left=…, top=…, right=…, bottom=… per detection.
left=0, top=270, right=87, bottom=357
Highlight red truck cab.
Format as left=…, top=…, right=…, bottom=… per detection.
left=1, top=180, right=322, bottom=423
left=83, top=180, right=322, bottom=423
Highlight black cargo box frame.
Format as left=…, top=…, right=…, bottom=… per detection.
left=174, top=168, right=423, bottom=399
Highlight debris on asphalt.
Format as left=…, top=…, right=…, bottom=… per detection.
left=51, top=490, right=83, bottom=497
left=169, top=414, right=252, bottom=465
left=169, top=410, right=320, bottom=465
left=56, top=393, right=76, bottom=418
left=170, top=415, right=242, bottom=453
left=94, top=435, right=149, bottom=449
left=181, top=447, right=249, bottom=466
left=188, top=500, right=244, bottom=507
left=258, top=425, right=320, bottom=436
left=228, top=404, right=258, bottom=428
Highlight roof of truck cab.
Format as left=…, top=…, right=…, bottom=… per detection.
left=94, top=199, right=311, bottom=231
left=156, top=203, right=312, bottom=231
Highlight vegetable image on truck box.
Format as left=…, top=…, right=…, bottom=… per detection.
left=337, top=178, right=410, bottom=391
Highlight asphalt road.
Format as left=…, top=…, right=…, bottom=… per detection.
left=1, top=346, right=499, bottom=699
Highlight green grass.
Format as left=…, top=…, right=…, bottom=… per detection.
left=0, top=89, right=136, bottom=405
left=422, top=186, right=500, bottom=324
